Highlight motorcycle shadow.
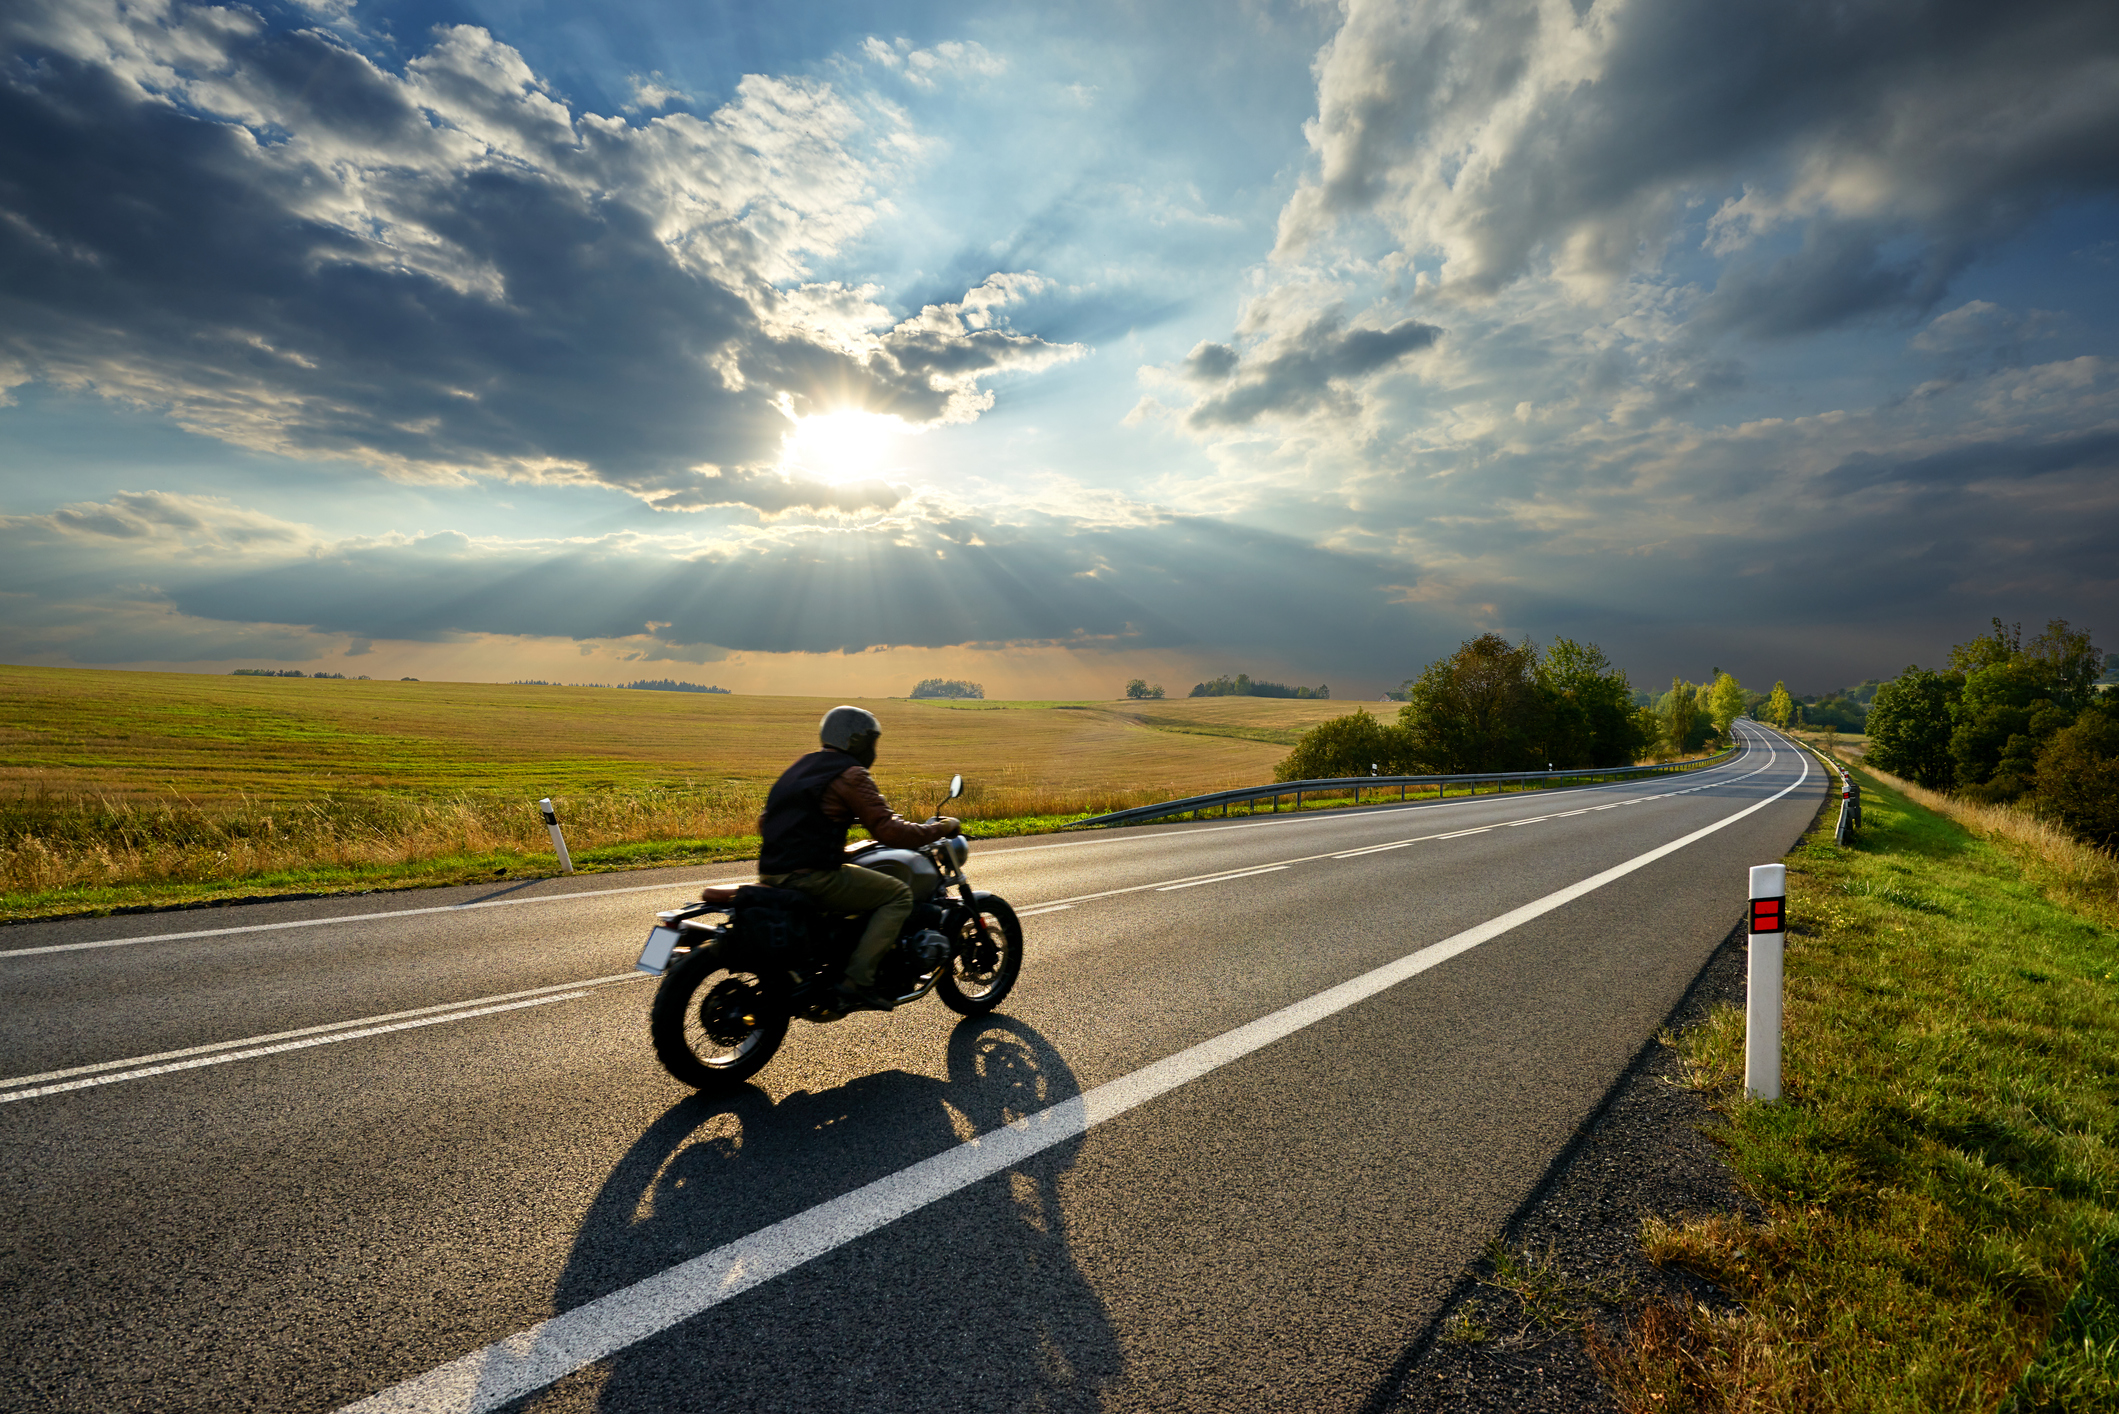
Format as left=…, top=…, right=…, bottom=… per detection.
left=517, top=1016, right=1123, bottom=1413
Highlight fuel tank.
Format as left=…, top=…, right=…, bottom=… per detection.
left=853, top=846, right=942, bottom=902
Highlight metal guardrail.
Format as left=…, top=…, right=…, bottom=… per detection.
left=1064, top=744, right=1744, bottom=830
left=1768, top=726, right=1860, bottom=845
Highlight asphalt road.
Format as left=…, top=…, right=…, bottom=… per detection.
left=1, top=723, right=1823, bottom=1413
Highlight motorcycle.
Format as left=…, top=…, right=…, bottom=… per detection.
left=634, top=774, right=1024, bottom=1090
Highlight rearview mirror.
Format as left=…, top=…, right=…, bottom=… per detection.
left=947, top=773, right=964, bottom=801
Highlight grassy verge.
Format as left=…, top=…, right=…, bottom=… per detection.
left=1603, top=751, right=2119, bottom=1410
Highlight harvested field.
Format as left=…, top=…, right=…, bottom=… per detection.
left=0, top=665, right=1371, bottom=917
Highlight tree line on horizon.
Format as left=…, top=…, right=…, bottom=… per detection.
left=1271, top=633, right=1750, bottom=782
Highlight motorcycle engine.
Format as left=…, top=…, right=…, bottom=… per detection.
left=902, top=928, right=950, bottom=968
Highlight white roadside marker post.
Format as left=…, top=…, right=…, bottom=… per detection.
left=539, top=797, right=575, bottom=874
left=1746, top=863, right=1786, bottom=1101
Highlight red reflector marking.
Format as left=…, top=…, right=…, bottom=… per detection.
left=1750, top=899, right=1783, bottom=932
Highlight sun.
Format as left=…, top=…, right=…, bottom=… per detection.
left=779, top=409, right=910, bottom=485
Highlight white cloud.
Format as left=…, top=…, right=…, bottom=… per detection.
left=0, top=2, right=1077, bottom=511
left=863, top=36, right=1005, bottom=91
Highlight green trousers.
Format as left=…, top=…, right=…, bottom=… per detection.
left=760, top=863, right=912, bottom=988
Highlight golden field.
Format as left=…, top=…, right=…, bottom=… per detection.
left=0, top=665, right=1372, bottom=916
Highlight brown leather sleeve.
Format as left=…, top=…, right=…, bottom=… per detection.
left=823, top=766, right=951, bottom=848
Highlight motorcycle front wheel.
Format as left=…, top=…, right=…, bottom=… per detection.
left=937, top=896, right=1022, bottom=1016
left=649, top=944, right=790, bottom=1089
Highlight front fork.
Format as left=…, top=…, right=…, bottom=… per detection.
left=936, top=856, right=996, bottom=949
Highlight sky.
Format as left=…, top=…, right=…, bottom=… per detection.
left=2, top=0, right=2115, bottom=701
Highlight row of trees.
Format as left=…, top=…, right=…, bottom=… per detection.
left=1275, top=634, right=1735, bottom=780
left=1189, top=673, right=1330, bottom=699
left=909, top=678, right=984, bottom=699
left=1867, top=618, right=2117, bottom=847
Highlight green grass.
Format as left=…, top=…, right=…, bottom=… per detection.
left=1616, top=757, right=2119, bottom=1412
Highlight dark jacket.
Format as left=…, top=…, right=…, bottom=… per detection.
left=758, top=751, right=953, bottom=873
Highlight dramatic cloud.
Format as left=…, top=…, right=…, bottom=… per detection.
left=1, top=1, right=2113, bottom=694
left=0, top=1, right=1078, bottom=510
left=1177, top=308, right=1442, bottom=428
left=1277, top=0, right=2119, bottom=316
left=0, top=492, right=1440, bottom=671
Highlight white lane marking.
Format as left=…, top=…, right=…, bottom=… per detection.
left=1330, top=840, right=1418, bottom=860
left=1433, top=827, right=1494, bottom=839
left=1155, top=866, right=1289, bottom=892
left=0, top=878, right=753, bottom=959
left=0, top=993, right=593, bottom=1104
left=337, top=737, right=1809, bottom=1414
left=1014, top=904, right=1073, bottom=917
left=0, top=973, right=647, bottom=1091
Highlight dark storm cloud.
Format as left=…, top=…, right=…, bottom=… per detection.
left=0, top=3, right=1076, bottom=509
left=1182, top=313, right=1441, bottom=428
left=1280, top=0, right=2119, bottom=324
left=1821, top=426, right=2119, bottom=496
left=146, top=513, right=1429, bottom=665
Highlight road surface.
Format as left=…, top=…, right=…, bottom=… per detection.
left=0, top=723, right=1821, bottom=1412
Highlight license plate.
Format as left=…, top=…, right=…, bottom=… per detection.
left=636, top=926, right=684, bottom=975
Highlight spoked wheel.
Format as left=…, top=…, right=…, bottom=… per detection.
left=649, top=945, right=789, bottom=1089
left=937, top=896, right=1023, bottom=1016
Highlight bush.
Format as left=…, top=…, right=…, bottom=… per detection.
left=2036, top=708, right=2119, bottom=851
left=1274, top=711, right=1410, bottom=781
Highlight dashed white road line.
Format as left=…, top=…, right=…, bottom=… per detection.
left=1157, top=866, right=1289, bottom=891
left=0, top=877, right=755, bottom=959
left=0, top=991, right=600, bottom=1105
left=0, top=972, right=647, bottom=1093
left=336, top=734, right=1811, bottom=1414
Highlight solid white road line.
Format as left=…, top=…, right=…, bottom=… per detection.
left=0, top=992, right=596, bottom=1105
left=338, top=740, right=1811, bottom=1414
left=0, top=973, right=647, bottom=1092
left=0, top=878, right=755, bottom=959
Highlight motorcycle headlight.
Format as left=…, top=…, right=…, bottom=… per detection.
left=944, top=835, right=970, bottom=867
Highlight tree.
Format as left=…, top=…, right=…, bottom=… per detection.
left=1658, top=677, right=1703, bottom=756
left=1535, top=637, right=1645, bottom=767
left=1123, top=679, right=1165, bottom=700
left=1274, top=711, right=1411, bottom=781
left=1865, top=667, right=1960, bottom=787
left=1398, top=633, right=1547, bottom=773
left=1947, top=618, right=2102, bottom=792
left=1765, top=681, right=1794, bottom=728
left=2035, top=705, right=2119, bottom=851
left=1707, top=672, right=1745, bottom=737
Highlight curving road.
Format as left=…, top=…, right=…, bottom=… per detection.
left=0, top=723, right=1821, bottom=1413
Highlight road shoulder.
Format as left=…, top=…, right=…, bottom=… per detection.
left=1359, top=923, right=1758, bottom=1412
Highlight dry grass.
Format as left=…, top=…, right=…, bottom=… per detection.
left=1839, top=752, right=2119, bottom=927
left=0, top=665, right=1355, bottom=916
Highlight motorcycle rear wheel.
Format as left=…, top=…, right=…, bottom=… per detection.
left=650, top=944, right=789, bottom=1089
left=937, top=897, right=1022, bottom=1016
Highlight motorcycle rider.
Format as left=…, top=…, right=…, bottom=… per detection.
left=756, top=706, right=961, bottom=1011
